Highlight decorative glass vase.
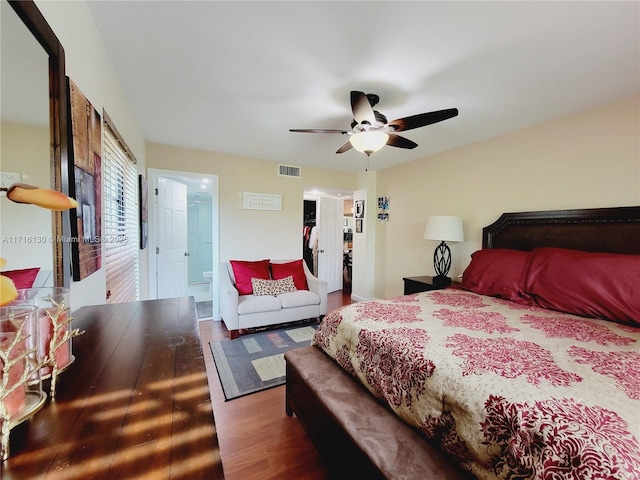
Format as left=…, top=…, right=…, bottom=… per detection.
left=0, top=305, right=46, bottom=461
left=13, top=287, right=74, bottom=398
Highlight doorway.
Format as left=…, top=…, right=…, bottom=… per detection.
left=188, top=192, right=213, bottom=303
left=148, top=168, right=220, bottom=320
left=303, top=189, right=353, bottom=294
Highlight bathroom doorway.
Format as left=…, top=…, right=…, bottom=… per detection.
left=188, top=189, right=214, bottom=309
left=148, top=168, right=219, bottom=321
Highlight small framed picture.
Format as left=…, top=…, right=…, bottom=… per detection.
left=355, top=200, right=365, bottom=218
left=356, top=218, right=363, bottom=233
left=377, top=196, right=389, bottom=209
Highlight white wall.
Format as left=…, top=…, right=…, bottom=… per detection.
left=35, top=0, right=147, bottom=308
left=350, top=172, right=379, bottom=301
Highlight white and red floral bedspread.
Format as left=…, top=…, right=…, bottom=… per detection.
left=312, top=288, right=640, bottom=480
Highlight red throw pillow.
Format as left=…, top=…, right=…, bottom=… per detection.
left=229, top=259, right=270, bottom=295
left=523, top=247, right=640, bottom=326
left=461, top=249, right=532, bottom=303
left=270, top=259, right=308, bottom=291
left=1, top=267, right=41, bottom=289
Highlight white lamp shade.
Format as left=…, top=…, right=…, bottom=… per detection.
left=349, top=131, right=389, bottom=154
left=424, top=216, right=464, bottom=242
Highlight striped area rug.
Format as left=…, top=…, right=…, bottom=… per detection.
left=210, top=322, right=317, bottom=400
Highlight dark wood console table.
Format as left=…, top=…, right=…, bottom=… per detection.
left=2, top=297, right=221, bottom=479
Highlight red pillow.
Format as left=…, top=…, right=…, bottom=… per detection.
left=523, top=247, right=640, bottom=326
left=230, top=259, right=270, bottom=295
left=461, top=249, right=531, bottom=303
left=1, top=267, right=41, bottom=289
left=270, top=260, right=308, bottom=291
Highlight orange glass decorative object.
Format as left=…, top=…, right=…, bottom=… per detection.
left=0, top=276, right=18, bottom=308
left=4, top=184, right=78, bottom=211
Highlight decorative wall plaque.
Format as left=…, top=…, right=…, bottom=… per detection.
left=242, top=192, right=282, bottom=211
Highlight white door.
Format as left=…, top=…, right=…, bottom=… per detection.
left=156, top=177, right=189, bottom=298
left=317, top=196, right=343, bottom=293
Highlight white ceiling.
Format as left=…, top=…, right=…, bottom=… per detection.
left=84, top=1, right=639, bottom=173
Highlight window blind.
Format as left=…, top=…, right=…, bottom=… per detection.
left=103, top=121, right=139, bottom=303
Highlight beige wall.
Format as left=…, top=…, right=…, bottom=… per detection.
left=0, top=122, right=53, bottom=271
left=146, top=143, right=357, bottom=271
left=35, top=0, right=146, bottom=308
left=376, top=95, right=640, bottom=298
left=25, top=2, right=640, bottom=307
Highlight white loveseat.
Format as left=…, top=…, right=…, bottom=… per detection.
left=219, top=259, right=328, bottom=339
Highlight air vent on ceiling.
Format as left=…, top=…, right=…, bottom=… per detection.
left=278, top=164, right=301, bottom=178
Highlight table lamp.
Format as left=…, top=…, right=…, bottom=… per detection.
left=424, top=216, right=464, bottom=287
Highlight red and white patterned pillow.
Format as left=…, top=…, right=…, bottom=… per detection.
left=251, top=275, right=297, bottom=296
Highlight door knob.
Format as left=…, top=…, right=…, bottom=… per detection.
left=184, top=252, right=190, bottom=256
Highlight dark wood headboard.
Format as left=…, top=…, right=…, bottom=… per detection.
left=483, top=206, right=640, bottom=255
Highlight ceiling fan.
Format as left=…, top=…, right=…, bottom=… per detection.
left=290, top=91, right=458, bottom=156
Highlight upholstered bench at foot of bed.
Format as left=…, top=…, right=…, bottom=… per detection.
left=284, top=346, right=471, bottom=480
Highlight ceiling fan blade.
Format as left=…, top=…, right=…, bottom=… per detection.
left=387, top=134, right=418, bottom=149
left=350, top=91, right=376, bottom=125
left=388, top=108, right=459, bottom=132
left=336, top=141, right=353, bottom=154
left=289, top=128, right=347, bottom=134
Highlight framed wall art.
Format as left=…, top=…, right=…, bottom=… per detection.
left=242, top=191, right=282, bottom=211
left=139, top=174, right=148, bottom=249
left=377, top=196, right=389, bottom=222
left=68, top=78, right=102, bottom=281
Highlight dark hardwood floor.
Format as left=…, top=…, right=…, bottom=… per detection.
left=199, top=290, right=354, bottom=480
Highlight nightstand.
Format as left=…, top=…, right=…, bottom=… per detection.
left=402, top=276, right=448, bottom=295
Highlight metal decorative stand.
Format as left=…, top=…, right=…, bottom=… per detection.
left=37, top=288, right=84, bottom=399
left=15, top=288, right=84, bottom=398
left=0, top=305, right=47, bottom=461
left=1, top=289, right=84, bottom=460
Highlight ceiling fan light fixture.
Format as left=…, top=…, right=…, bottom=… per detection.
left=290, top=91, right=458, bottom=160
left=349, top=131, right=389, bottom=155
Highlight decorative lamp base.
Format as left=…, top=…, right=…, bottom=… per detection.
left=433, top=241, right=452, bottom=277
left=433, top=275, right=452, bottom=287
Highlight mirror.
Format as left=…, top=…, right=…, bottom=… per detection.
left=0, top=0, right=70, bottom=287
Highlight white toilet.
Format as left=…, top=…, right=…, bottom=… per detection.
left=203, top=271, right=213, bottom=296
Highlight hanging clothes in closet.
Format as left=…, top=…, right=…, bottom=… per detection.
left=303, top=219, right=316, bottom=275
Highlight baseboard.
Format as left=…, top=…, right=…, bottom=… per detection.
left=349, top=293, right=369, bottom=302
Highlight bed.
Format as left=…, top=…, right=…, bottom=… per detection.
left=285, top=206, right=640, bottom=479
